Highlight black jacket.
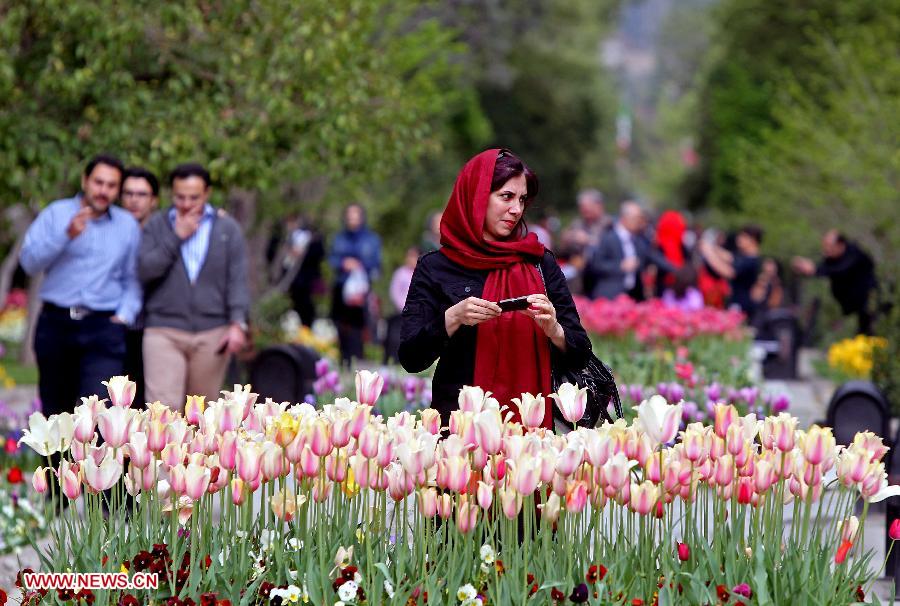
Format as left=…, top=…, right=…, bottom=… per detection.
left=817, top=243, right=878, bottom=314
left=399, top=249, right=592, bottom=421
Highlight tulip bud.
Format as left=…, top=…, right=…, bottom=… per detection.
left=890, top=519, right=900, bottom=541
left=355, top=370, right=384, bottom=406
left=476, top=481, right=493, bottom=510
left=677, top=542, right=690, bottom=562
left=32, top=466, right=49, bottom=494
left=539, top=492, right=561, bottom=523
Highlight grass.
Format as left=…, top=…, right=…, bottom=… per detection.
left=0, top=340, right=38, bottom=387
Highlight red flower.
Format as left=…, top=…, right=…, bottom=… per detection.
left=716, top=585, right=729, bottom=601
left=199, top=593, right=217, bottom=606
left=216, top=601, right=232, bottom=606
left=856, top=585, right=865, bottom=601
left=890, top=519, right=900, bottom=541
left=529, top=584, right=538, bottom=596
left=16, top=568, right=34, bottom=588
left=551, top=588, right=566, bottom=601
left=6, top=466, right=23, bottom=484
left=0, top=588, right=7, bottom=605
left=835, top=540, right=853, bottom=564
left=586, top=565, right=599, bottom=584
left=120, top=595, right=139, bottom=606
left=677, top=542, right=690, bottom=562
left=732, top=583, right=752, bottom=599
left=527, top=573, right=535, bottom=585
left=76, top=589, right=95, bottom=605
left=5, top=437, right=17, bottom=454
left=654, top=501, right=664, bottom=519
left=632, top=600, right=644, bottom=606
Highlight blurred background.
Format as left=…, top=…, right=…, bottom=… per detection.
left=0, top=0, right=897, bottom=382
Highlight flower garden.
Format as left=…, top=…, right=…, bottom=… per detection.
left=2, top=300, right=895, bottom=605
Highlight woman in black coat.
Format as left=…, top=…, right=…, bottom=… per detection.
left=398, top=149, right=592, bottom=426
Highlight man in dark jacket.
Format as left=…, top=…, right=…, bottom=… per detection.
left=793, top=230, right=878, bottom=334
left=138, top=163, right=250, bottom=410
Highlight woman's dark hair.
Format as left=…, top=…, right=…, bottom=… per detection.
left=672, top=264, right=698, bottom=299
left=169, top=163, right=211, bottom=187
left=123, top=166, right=160, bottom=196
left=491, top=149, right=539, bottom=201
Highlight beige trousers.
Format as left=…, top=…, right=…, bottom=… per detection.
left=143, top=325, right=231, bottom=411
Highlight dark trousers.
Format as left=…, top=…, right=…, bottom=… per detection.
left=124, top=328, right=145, bottom=408
left=34, top=307, right=127, bottom=418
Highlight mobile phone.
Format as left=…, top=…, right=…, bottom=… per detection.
left=497, top=296, right=530, bottom=312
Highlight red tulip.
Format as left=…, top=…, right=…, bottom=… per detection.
left=5, top=437, right=17, bottom=454
left=890, top=519, right=900, bottom=541
left=835, top=539, right=853, bottom=564
left=677, top=542, right=690, bottom=562
left=7, top=466, right=23, bottom=484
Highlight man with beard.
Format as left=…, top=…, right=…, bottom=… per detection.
left=20, top=154, right=142, bottom=417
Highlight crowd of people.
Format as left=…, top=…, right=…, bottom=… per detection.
left=19, top=153, right=881, bottom=422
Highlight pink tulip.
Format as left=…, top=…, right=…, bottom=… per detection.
left=714, top=455, right=734, bottom=486
left=419, top=408, right=441, bottom=435
left=184, top=395, right=205, bottom=425
left=477, top=481, right=493, bottom=510
left=83, top=451, right=123, bottom=493
left=802, top=426, right=835, bottom=466
left=97, top=407, right=136, bottom=448
left=348, top=404, right=372, bottom=439
left=737, top=478, right=753, bottom=505
left=677, top=542, right=690, bottom=562
left=555, top=444, right=583, bottom=477
left=236, top=442, right=262, bottom=483
left=358, top=424, right=380, bottom=459
left=513, top=393, right=546, bottom=429
left=490, top=454, right=507, bottom=482
left=636, top=395, right=682, bottom=445
left=32, top=466, right=49, bottom=494
left=300, top=444, right=320, bottom=478
left=386, top=465, right=410, bottom=502
left=510, top=455, right=540, bottom=495
left=456, top=497, right=479, bottom=534
left=499, top=487, right=523, bottom=519
left=165, top=419, right=190, bottom=447
left=218, top=431, right=239, bottom=470
left=375, top=434, right=394, bottom=468
left=565, top=481, right=588, bottom=513
left=230, top=477, right=246, bottom=505
left=458, top=385, right=486, bottom=413
left=259, top=442, right=284, bottom=481
left=629, top=481, right=658, bottom=515
left=853, top=431, right=889, bottom=462
left=147, top=420, right=168, bottom=453
left=169, top=464, right=187, bottom=495
left=310, top=418, right=333, bottom=457
left=418, top=487, right=439, bottom=518
left=127, top=432, right=152, bottom=469
left=72, top=404, right=97, bottom=443
left=725, top=424, right=744, bottom=456
left=713, top=404, right=737, bottom=439
left=550, top=383, right=587, bottom=425
left=184, top=463, right=211, bottom=500
left=474, top=410, right=502, bottom=455
left=102, top=375, right=137, bottom=408
left=442, top=456, right=471, bottom=493
left=583, top=431, right=612, bottom=467
left=840, top=516, right=860, bottom=543
left=332, top=416, right=352, bottom=448
left=437, top=492, right=453, bottom=520
left=326, top=451, right=348, bottom=483
left=888, top=519, right=900, bottom=541
left=161, top=443, right=185, bottom=469
left=60, top=460, right=82, bottom=500
left=682, top=429, right=707, bottom=462
left=604, top=453, right=634, bottom=490
left=355, top=370, right=384, bottom=406
left=539, top=492, right=561, bottom=523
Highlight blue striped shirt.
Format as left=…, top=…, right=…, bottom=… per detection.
left=20, top=195, right=142, bottom=324
left=168, top=205, right=216, bottom=283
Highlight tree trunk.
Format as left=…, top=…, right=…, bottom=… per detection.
left=19, top=273, right=41, bottom=366
left=0, top=204, right=34, bottom=306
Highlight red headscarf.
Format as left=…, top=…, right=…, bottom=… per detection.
left=656, top=210, right=687, bottom=268
left=440, top=149, right=552, bottom=427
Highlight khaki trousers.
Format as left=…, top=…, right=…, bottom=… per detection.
left=143, top=325, right=231, bottom=411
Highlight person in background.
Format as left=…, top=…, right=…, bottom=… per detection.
left=139, top=163, right=250, bottom=410
left=20, top=154, right=141, bottom=422
left=562, top=188, right=608, bottom=296
left=587, top=201, right=673, bottom=300
left=696, top=228, right=731, bottom=308
left=654, top=210, right=688, bottom=291
left=420, top=211, right=443, bottom=253
left=527, top=208, right=554, bottom=249
left=748, top=257, right=785, bottom=327
left=283, top=215, right=325, bottom=327
left=661, top=265, right=704, bottom=312
left=384, top=245, right=420, bottom=363
left=793, top=230, right=878, bottom=334
left=120, top=166, right=160, bottom=407
left=698, top=224, right=763, bottom=317
left=329, top=203, right=382, bottom=366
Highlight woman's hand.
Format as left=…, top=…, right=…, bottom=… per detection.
left=525, top=294, right=566, bottom=350
left=445, top=297, right=501, bottom=337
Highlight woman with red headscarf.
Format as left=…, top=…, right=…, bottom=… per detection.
left=398, top=149, right=592, bottom=428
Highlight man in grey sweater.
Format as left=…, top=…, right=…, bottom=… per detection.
left=138, top=163, right=250, bottom=410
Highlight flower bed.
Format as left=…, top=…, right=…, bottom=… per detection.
left=9, top=374, right=894, bottom=605
left=1, top=398, right=46, bottom=554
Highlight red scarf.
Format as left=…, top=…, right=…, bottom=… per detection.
left=440, top=149, right=552, bottom=427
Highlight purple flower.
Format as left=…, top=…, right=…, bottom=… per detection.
left=706, top=382, right=721, bottom=402
left=681, top=401, right=698, bottom=420
left=422, top=389, right=432, bottom=406
left=569, top=583, right=589, bottom=603
left=313, top=377, right=328, bottom=396
left=304, top=394, right=317, bottom=405
left=726, top=388, right=739, bottom=404
left=693, top=411, right=707, bottom=423
left=732, top=583, right=752, bottom=599
left=402, top=378, right=419, bottom=402
left=656, top=382, right=669, bottom=400
left=325, top=370, right=341, bottom=391
left=668, top=383, right=685, bottom=403
left=772, top=394, right=790, bottom=413
left=627, top=384, right=643, bottom=403
left=705, top=400, right=717, bottom=415
left=314, top=358, right=330, bottom=378
left=178, top=527, right=190, bottom=539
left=739, top=387, right=759, bottom=406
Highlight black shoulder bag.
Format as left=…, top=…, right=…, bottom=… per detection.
left=535, top=263, right=624, bottom=429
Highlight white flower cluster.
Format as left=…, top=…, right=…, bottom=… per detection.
left=456, top=583, right=483, bottom=606
left=479, top=543, right=496, bottom=573
left=269, top=584, right=309, bottom=603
